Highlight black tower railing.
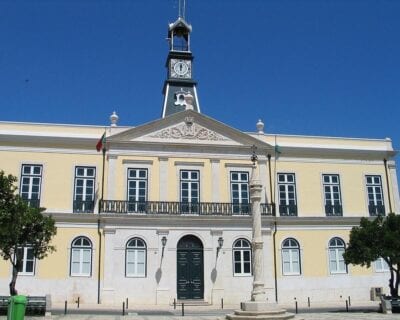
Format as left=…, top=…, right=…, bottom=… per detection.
left=99, top=200, right=274, bottom=216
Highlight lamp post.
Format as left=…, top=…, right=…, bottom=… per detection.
left=217, top=236, right=224, bottom=256
left=161, top=236, right=167, bottom=258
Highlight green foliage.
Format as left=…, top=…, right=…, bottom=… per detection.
left=0, top=170, right=57, bottom=295
left=344, top=213, right=400, bottom=297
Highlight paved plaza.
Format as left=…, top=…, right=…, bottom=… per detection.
left=2, top=301, right=400, bottom=320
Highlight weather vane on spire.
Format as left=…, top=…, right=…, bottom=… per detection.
left=178, top=0, right=186, bottom=19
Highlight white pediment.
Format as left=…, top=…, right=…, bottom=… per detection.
left=136, top=119, right=239, bottom=145
left=107, top=110, right=273, bottom=150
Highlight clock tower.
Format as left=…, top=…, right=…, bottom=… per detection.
left=161, top=16, right=200, bottom=118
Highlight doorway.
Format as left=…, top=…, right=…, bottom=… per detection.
left=177, top=235, right=204, bottom=299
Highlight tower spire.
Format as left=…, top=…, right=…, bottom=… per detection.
left=161, top=5, right=200, bottom=118
left=178, top=0, right=186, bottom=19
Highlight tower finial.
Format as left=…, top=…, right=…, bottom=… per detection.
left=178, top=0, right=186, bottom=19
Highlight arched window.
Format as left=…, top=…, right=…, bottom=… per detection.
left=282, top=238, right=301, bottom=275
left=233, top=238, right=251, bottom=276
left=126, top=237, right=146, bottom=277
left=328, top=237, right=347, bottom=274
left=70, top=236, right=92, bottom=276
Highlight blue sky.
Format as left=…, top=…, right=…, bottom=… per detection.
left=1, top=0, right=399, bottom=153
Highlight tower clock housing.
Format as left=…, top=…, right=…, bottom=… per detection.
left=162, top=17, right=200, bottom=118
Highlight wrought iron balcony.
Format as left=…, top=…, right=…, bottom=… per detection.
left=325, top=204, right=343, bottom=216
left=22, top=198, right=40, bottom=208
left=279, top=204, right=297, bottom=216
left=368, top=204, right=385, bottom=216
left=73, top=200, right=95, bottom=213
left=99, top=200, right=274, bottom=216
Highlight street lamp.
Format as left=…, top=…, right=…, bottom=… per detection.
left=217, top=236, right=224, bottom=256
left=161, top=236, right=167, bottom=258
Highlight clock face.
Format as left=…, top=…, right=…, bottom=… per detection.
left=170, top=59, right=191, bottom=78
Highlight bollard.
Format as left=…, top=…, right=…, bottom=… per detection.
left=181, top=302, right=184, bottom=316
left=174, top=298, right=176, bottom=310
left=346, top=300, right=349, bottom=312
left=307, top=297, right=310, bottom=308
left=240, top=302, right=243, bottom=310
left=295, top=301, right=298, bottom=314
left=64, top=300, right=67, bottom=315
left=221, top=298, right=224, bottom=309
left=348, top=296, right=351, bottom=306
left=77, top=297, right=80, bottom=308
left=126, top=298, right=129, bottom=310
left=122, top=301, right=125, bottom=316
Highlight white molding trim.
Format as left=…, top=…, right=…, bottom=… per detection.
left=122, top=159, right=154, bottom=165
left=224, top=163, right=253, bottom=168
left=174, top=161, right=204, bottom=166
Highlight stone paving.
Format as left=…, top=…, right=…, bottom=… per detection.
left=3, top=313, right=400, bottom=320
left=2, top=301, right=400, bottom=320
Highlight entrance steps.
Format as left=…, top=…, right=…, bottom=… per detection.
left=174, top=300, right=211, bottom=306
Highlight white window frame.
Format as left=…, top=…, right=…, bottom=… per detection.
left=127, top=168, right=148, bottom=212
left=70, top=237, right=92, bottom=277
left=323, top=174, right=342, bottom=215
left=74, top=166, right=96, bottom=213
left=328, top=237, right=347, bottom=274
left=281, top=238, right=301, bottom=275
left=365, top=175, right=385, bottom=215
left=374, top=257, right=390, bottom=273
left=16, top=247, right=35, bottom=276
left=233, top=238, right=252, bottom=276
left=180, top=169, right=200, bottom=213
left=277, top=173, right=297, bottom=216
left=20, top=164, right=42, bottom=206
left=126, top=238, right=147, bottom=277
left=230, top=171, right=249, bottom=214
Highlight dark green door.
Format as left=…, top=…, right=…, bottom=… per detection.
left=177, top=235, right=204, bottom=299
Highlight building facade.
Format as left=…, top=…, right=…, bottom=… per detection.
left=0, top=16, right=399, bottom=306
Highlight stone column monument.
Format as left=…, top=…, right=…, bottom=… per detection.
left=226, top=146, right=296, bottom=320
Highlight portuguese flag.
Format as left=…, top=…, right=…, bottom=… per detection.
left=96, top=132, right=106, bottom=152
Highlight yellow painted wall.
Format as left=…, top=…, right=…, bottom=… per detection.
left=275, top=229, right=372, bottom=278
left=275, top=160, right=388, bottom=216
left=0, top=258, right=9, bottom=278
left=0, top=151, right=103, bottom=211
left=37, top=226, right=100, bottom=279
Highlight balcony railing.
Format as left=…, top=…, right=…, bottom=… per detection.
left=99, top=200, right=274, bottom=216
left=73, top=200, right=95, bottom=213
left=369, top=204, right=385, bottom=216
left=325, top=204, right=343, bottom=216
left=279, top=204, right=297, bottom=216
left=22, top=198, right=40, bottom=208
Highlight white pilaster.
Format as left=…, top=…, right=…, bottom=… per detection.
left=102, top=228, right=116, bottom=303
left=107, top=154, right=118, bottom=200
left=159, top=157, right=169, bottom=201
left=211, top=159, right=220, bottom=202
left=389, top=162, right=400, bottom=213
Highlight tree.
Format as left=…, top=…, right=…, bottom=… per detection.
left=0, top=171, right=57, bottom=296
left=343, top=213, right=400, bottom=297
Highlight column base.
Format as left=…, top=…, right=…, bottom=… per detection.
left=226, top=301, right=299, bottom=320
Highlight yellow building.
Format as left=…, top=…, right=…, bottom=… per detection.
left=0, top=16, right=399, bottom=306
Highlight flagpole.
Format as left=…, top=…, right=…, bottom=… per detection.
left=101, top=146, right=106, bottom=201
left=272, top=135, right=278, bottom=302
left=97, top=130, right=106, bottom=305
